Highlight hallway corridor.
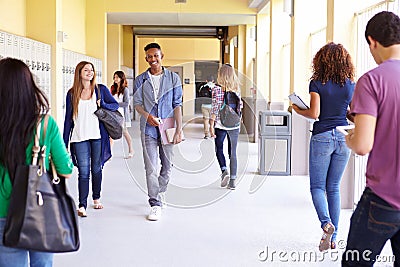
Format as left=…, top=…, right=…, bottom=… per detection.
left=53, top=120, right=391, bottom=267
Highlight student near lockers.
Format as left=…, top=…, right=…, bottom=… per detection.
left=292, top=43, right=355, bottom=251
left=342, top=11, right=400, bottom=266
left=209, top=64, right=243, bottom=190
left=63, top=61, right=119, bottom=217
left=110, top=70, right=134, bottom=158
left=133, top=43, right=183, bottom=221
left=0, top=58, right=74, bottom=266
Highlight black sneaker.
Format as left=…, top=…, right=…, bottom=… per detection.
left=227, top=179, right=236, bottom=190
left=220, top=170, right=229, bottom=187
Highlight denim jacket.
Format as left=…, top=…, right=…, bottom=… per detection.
left=133, top=67, right=183, bottom=140
left=63, top=84, right=119, bottom=166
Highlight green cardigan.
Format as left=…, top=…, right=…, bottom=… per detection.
left=0, top=116, right=74, bottom=218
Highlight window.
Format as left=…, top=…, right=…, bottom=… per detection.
left=355, top=0, right=400, bottom=78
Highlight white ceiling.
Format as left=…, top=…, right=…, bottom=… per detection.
left=107, top=12, right=256, bottom=26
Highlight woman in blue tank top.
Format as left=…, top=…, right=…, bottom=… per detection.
left=292, top=42, right=355, bottom=251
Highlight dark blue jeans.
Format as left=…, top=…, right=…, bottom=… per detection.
left=342, top=188, right=400, bottom=266
left=214, top=128, right=239, bottom=179
left=73, top=139, right=102, bottom=209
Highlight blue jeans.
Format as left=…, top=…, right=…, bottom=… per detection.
left=141, top=134, right=174, bottom=207
left=342, top=188, right=400, bottom=266
left=73, top=139, right=102, bottom=209
left=0, top=218, right=53, bottom=267
left=214, top=128, right=239, bottom=179
left=309, top=129, right=350, bottom=241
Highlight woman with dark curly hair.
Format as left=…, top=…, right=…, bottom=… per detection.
left=292, top=42, right=355, bottom=252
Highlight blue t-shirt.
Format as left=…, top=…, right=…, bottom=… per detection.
left=309, top=79, right=354, bottom=135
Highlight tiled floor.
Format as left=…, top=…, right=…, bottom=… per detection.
left=54, top=120, right=393, bottom=267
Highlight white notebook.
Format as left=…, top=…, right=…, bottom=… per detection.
left=288, top=93, right=309, bottom=110
left=166, top=128, right=185, bottom=143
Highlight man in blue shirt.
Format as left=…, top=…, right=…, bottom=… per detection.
left=133, top=43, right=183, bottom=221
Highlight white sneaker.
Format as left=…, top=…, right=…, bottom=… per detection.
left=159, top=192, right=167, bottom=208
left=147, top=206, right=162, bottom=221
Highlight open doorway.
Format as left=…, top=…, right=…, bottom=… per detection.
left=194, top=61, right=219, bottom=114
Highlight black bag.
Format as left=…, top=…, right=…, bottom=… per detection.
left=3, top=116, right=80, bottom=253
left=94, top=86, right=124, bottom=139
left=198, top=82, right=212, bottom=98
left=219, top=92, right=241, bottom=128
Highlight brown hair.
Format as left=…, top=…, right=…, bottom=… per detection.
left=111, top=70, right=128, bottom=96
left=311, top=42, right=355, bottom=85
left=69, top=61, right=96, bottom=119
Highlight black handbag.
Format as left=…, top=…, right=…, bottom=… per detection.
left=94, top=86, right=124, bottom=139
left=219, top=92, right=241, bottom=128
left=3, top=115, right=80, bottom=253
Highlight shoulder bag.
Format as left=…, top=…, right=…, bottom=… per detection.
left=3, top=115, right=80, bottom=252
left=94, top=86, right=124, bottom=139
left=219, top=91, right=241, bottom=128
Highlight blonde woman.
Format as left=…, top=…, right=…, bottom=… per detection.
left=63, top=61, right=119, bottom=217
left=209, top=64, right=242, bottom=189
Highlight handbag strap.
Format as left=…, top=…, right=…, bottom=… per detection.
left=32, top=115, right=49, bottom=168
left=32, top=120, right=42, bottom=166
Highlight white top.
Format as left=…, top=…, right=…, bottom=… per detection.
left=113, top=93, right=124, bottom=117
left=148, top=71, right=163, bottom=104
left=70, top=93, right=101, bottom=143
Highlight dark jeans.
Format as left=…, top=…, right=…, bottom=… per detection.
left=342, top=187, right=400, bottom=266
left=214, top=127, right=239, bottom=179
left=73, top=139, right=102, bottom=209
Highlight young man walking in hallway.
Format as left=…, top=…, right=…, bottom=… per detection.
left=133, top=43, right=183, bottom=221
left=342, top=11, right=400, bottom=266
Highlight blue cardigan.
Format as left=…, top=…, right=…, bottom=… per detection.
left=63, top=84, right=119, bottom=167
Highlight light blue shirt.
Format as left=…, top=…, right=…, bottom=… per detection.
left=133, top=67, right=183, bottom=139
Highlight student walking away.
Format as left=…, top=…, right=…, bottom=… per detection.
left=209, top=64, right=243, bottom=190
left=342, top=11, right=400, bottom=266
left=292, top=43, right=355, bottom=251
left=133, top=43, right=183, bottom=221
left=111, top=70, right=134, bottom=158
left=63, top=61, right=119, bottom=217
left=0, top=58, right=74, bottom=266
left=199, top=80, right=214, bottom=139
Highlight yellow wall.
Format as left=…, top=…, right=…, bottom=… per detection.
left=292, top=0, right=327, bottom=103
left=122, top=26, right=133, bottom=68
left=256, top=13, right=269, bottom=101
left=62, top=0, right=86, bottom=53
left=26, top=0, right=57, bottom=43
left=0, top=0, right=25, bottom=35
left=86, top=0, right=107, bottom=83
left=105, top=0, right=255, bottom=14
left=107, top=24, right=121, bottom=87
left=269, top=0, right=291, bottom=102
left=136, top=38, right=220, bottom=74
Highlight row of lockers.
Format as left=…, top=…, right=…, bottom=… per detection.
left=0, top=30, right=103, bottom=109
left=0, top=31, right=51, bottom=100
